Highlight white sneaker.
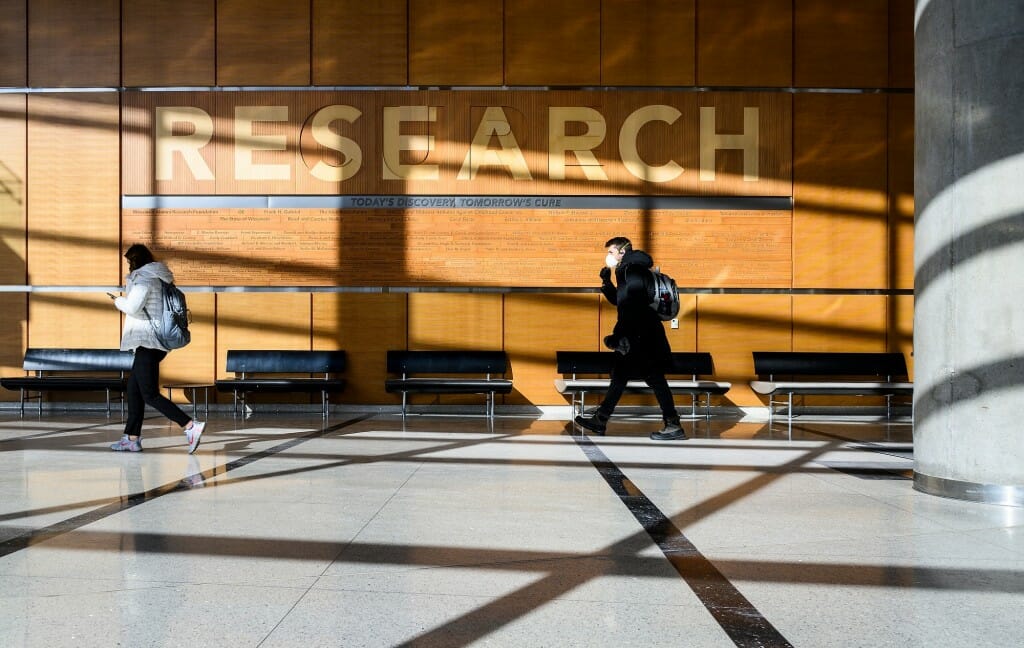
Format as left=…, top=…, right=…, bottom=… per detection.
left=185, top=421, right=205, bottom=454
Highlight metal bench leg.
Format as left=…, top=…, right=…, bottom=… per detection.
left=401, top=392, right=407, bottom=419
left=704, top=392, right=712, bottom=420
left=105, top=389, right=111, bottom=417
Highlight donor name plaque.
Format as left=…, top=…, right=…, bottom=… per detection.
left=122, top=207, right=791, bottom=288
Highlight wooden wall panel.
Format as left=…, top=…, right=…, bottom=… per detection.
left=315, top=0, right=407, bottom=86
left=504, top=293, right=600, bottom=405
left=696, top=0, right=792, bottom=87
left=793, top=93, right=888, bottom=288
left=25, top=292, right=123, bottom=404
left=27, top=94, right=120, bottom=285
left=28, top=0, right=119, bottom=87
left=28, top=293, right=122, bottom=348
left=0, top=294, right=27, bottom=397
left=697, top=294, right=791, bottom=406
left=0, top=94, right=25, bottom=284
left=408, top=293, right=503, bottom=350
left=601, top=0, right=695, bottom=86
left=794, top=0, right=888, bottom=88
left=0, top=0, right=26, bottom=87
left=409, top=0, right=502, bottom=86
left=313, top=293, right=407, bottom=404
left=216, top=292, right=311, bottom=369
left=217, top=0, right=310, bottom=86
left=890, top=295, right=913, bottom=378
left=407, top=293, right=503, bottom=406
left=123, top=0, right=215, bottom=87
left=793, top=295, right=886, bottom=352
left=160, top=293, right=216, bottom=404
left=889, top=0, right=915, bottom=88
left=889, top=94, right=915, bottom=290
left=505, top=0, right=600, bottom=86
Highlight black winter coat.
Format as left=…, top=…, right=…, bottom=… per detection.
left=600, top=249, right=672, bottom=378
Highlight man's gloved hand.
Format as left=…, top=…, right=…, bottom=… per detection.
left=600, top=267, right=612, bottom=282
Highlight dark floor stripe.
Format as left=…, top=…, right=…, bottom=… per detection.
left=572, top=432, right=794, bottom=648
left=0, top=414, right=374, bottom=558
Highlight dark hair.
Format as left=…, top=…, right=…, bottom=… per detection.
left=124, top=243, right=155, bottom=270
left=604, top=236, right=632, bottom=253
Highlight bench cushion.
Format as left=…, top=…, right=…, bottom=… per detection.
left=215, top=378, right=346, bottom=393
left=21, top=348, right=134, bottom=372
left=385, top=378, right=513, bottom=395
left=750, top=380, right=914, bottom=396
left=554, top=378, right=731, bottom=395
left=386, top=350, right=508, bottom=375
left=556, top=351, right=714, bottom=376
left=752, top=352, right=909, bottom=378
left=225, top=350, right=346, bottom=374
left=1, top=377, right=127, bottom=391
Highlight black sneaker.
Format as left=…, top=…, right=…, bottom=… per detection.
left=650, top=423, right=686, bottom=441
left=574, top=412, right=608, bottom=434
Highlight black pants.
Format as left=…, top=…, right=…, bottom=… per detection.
left=598, top=370, right=679, bottom=423
left=124, top=346, right=191, bottom=438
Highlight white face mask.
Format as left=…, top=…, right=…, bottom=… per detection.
left=605, top=253, right=619, bottom=269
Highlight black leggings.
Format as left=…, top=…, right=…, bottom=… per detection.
left=598, top=370, right=679, bottom=423
left=124, top=347, right=191, bottom=438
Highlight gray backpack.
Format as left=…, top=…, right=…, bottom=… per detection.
left=144, top=280, right=192, bottom=349
left=649, top=269, right=680, bottom=321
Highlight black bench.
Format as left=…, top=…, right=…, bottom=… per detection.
left=0, top=348, right=134, bottom=417
left=215, top=350, right=346, bottom=417
left=750, top=351, right=914, bottom=423
left=384, top=350, right=513, bottom=420
left=554, top=351, right=732, bottom=419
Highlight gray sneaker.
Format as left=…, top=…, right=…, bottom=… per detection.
left=185, top=421, right=205, bottom=454
left=110, top=435, right=143, bottom=452
left=650, top=423, right=686, bottom=441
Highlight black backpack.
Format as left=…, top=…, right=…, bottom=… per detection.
left=144, top=280, right=192, bottom=350
left=649, top=268, right=680, bottom=321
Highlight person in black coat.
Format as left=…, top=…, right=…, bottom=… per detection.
left=574, top=237, right=685, bottom=440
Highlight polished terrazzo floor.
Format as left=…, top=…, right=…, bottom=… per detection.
left=0, top=408, right=1021, bottom=647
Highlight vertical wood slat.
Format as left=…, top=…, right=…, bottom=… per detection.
left=0, top=0, right=27, bottom=87
left=123, top=0, right=215, bottom=87
left=313, top=293, right=407, bottom=404
left=217, top=0, right=310, bottom=86
left=697, top=294, right=792, bottom=407
left=215, top=293, right=312, bottom=403
left=314, top=0, right=408, bottom=86
left=28, top=0, right=120, bottom=87
left=602, top=0, right=695, bottom=86
left=793, top=295, right=887, bottom=352
left=888, top=0, right=915, bottom=88
left=0, top=93, right=26, bottom=284
left=27, top=93, right=120, bottom=286
left=794, top=0, right=889, bottom=89
left=504, top=293, right=599, bottom=405
left=793, top=93, right=888, bottom=289
left=889, top=94, right=914, bottom=290
left=696, top=0, right=793, bottom=87
left=409, top=0, right=503, bottom=86
left=505, top=0, right=600, bottom=86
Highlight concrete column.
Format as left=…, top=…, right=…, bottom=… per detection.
left=914, top=0, right=1024, bottom=505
